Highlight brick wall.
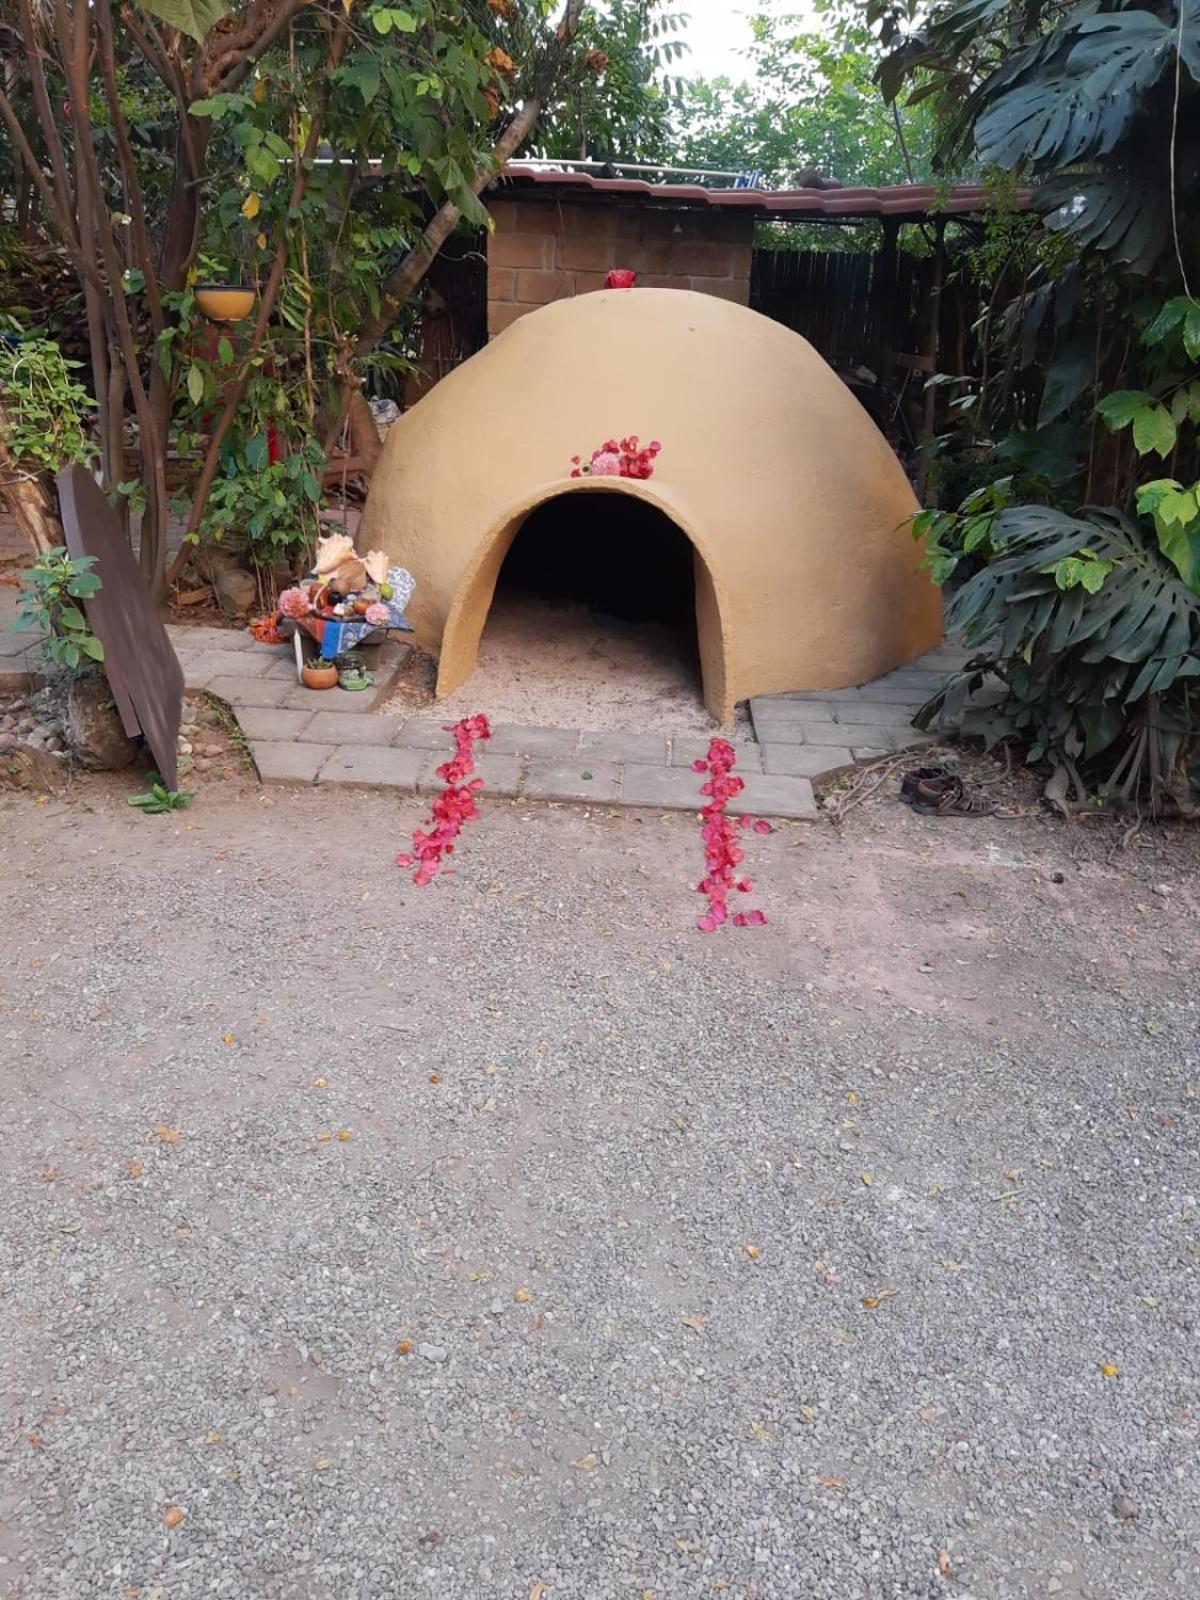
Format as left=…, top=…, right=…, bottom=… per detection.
left=487, top=197, right=754, bottom=337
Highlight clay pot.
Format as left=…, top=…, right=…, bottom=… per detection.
left=301, top=662, right=339, bottom=691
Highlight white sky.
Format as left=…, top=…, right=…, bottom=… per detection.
left=675, top=0, right=810, bottom=82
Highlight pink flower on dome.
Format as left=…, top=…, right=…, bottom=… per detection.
left=278, top=586, right=311, bottom=620
left=590, top=451, right=621, bottom=477
left=364, top=602, right=390, bottom=625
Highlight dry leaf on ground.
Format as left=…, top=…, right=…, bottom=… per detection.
left=152, top=1125, right=180, bottom=1145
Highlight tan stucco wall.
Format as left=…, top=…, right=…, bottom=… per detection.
left=359, top=288, right=941, bottom=723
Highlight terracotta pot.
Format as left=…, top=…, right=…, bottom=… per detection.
left=195, top=285, right=256, bottom=323
left=301, top=662, right=339, bottom=691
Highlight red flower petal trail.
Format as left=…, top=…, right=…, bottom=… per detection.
left=694, top=738, right=770, bottom=932
left=395, top=714, right=492, bottom=886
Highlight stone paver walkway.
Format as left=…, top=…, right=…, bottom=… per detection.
left=171, top=630, right=969, bottom=821
left=3, top=620, right=966, bottom=820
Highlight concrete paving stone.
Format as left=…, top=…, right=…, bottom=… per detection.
left=167, top=625, right=257, bottom=653
left=249, top=740, right=330, bottom=785
left=317, top=745, right=427, bottom=789
left=812, top=685, right=934, bottom=706
left=206, top=676, right=294, bottom=708
left=487, top=724, right=582, bottom=758
left=850, top=746, right=894, bottom=762
left=734, top=773, right=818, bottom=820
left=577, top=730, right=668, bottom=765
left=0, top=663, right=38, bottom=690
left=260, top=656, right=302, bottom=681
left=822, top=723, right=899, bottom=750
left=618, top=764, right=706, bottom=812
left=181, top=649, right=273, bottom=681
left=828, top=703, right=923, bottom=728
left=761, top=744, right=855, bottom=780
left=523, top=758, right=621, bottom=804
left=872, top=667, right=956, bottom=687
left=430, top=752, right=524, bottom=798
left=394, top=719, right=456, bottom=752
left=745, top=718, right=843, bottom=748
left=304, top=711, right=405, bottom=746
left=669, top=737, right=764, bottom=772
left=234, top=707, right=314, bottom=742
left=279, top=684, right=379, bottom=713
left=0, top=630, right=40, bottom=658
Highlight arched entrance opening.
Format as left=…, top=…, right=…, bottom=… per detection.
left=436, top=481, right=731, bottom=722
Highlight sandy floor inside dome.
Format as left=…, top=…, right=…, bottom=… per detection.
left=384, top=590, right=753, bottom=735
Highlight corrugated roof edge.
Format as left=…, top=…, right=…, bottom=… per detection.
left=490, top=170, right=1023, bottom=220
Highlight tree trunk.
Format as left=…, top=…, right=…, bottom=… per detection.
left=0, top=403, right=65, bottom=552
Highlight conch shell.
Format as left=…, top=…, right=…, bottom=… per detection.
left=315, top=532, right=355, bottom=575
left=362, top=549, right=388, bottom=586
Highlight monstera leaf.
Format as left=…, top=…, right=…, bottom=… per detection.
left=135, top=0, right=229, bottom=42
left=1039, top=170, right=1168, bottom=272
left=946, top=505, right=1200, bottom=703
left=976, top=11, right=1180, bottom=170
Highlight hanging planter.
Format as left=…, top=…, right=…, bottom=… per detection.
left=195, top=284, right=256, bottom=323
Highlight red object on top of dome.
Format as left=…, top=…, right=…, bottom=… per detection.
left=605, top=269, right=637, bottom=289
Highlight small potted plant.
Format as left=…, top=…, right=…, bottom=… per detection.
left=301, top=655, right=339, bottom=691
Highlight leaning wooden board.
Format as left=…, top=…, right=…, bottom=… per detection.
left=58, top=466, right=183, bottom=790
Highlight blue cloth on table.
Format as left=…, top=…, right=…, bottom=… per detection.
left=311, top=564, right=416, bottom=657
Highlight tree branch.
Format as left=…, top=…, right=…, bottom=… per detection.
left=0, top=85, right=96, bottom=287
left=342, top=0, right=592, bottom=377
left=167, top=10, right=352, bottom=584
left=96, top=0, right=165, bottom=334
left=17, top=0, right=76, bottom=225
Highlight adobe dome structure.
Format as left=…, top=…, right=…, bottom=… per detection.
left=358, top=288, right=941, bottom=722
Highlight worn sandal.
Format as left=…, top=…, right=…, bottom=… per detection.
left=901, top=769, right=995, bottom=817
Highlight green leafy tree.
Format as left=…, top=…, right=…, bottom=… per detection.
left=879, top=0, right=1200, bottom=810
left=0, top=0, right=593, bottom=594
left=673, top=4, right=934, bottom=188
left=533, top=0, right=688, bottom=162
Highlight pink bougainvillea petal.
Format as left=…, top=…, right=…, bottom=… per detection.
left=398, top=714, right=492, bottom=886
left=754, top=819, right=773, bottom=834
left=692, top=737, right=768, bottom=934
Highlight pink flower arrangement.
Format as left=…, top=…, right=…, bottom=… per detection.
left=364, top=601, right=390, bottom=626
left=278, top=586, right=312, bottom=620
left=570, top=435, right=662, bottom=481
left=396, top=714, right=492, bottom=886
left=693, top=738, right=771, bottom=932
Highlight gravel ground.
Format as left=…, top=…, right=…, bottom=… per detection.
left=1, top=769, right=1198, bottom=1600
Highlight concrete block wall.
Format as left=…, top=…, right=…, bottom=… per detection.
left=487, top=197, right=754, bottom=337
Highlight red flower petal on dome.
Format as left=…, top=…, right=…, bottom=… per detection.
left=754, top=819, right=773, bottom=834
